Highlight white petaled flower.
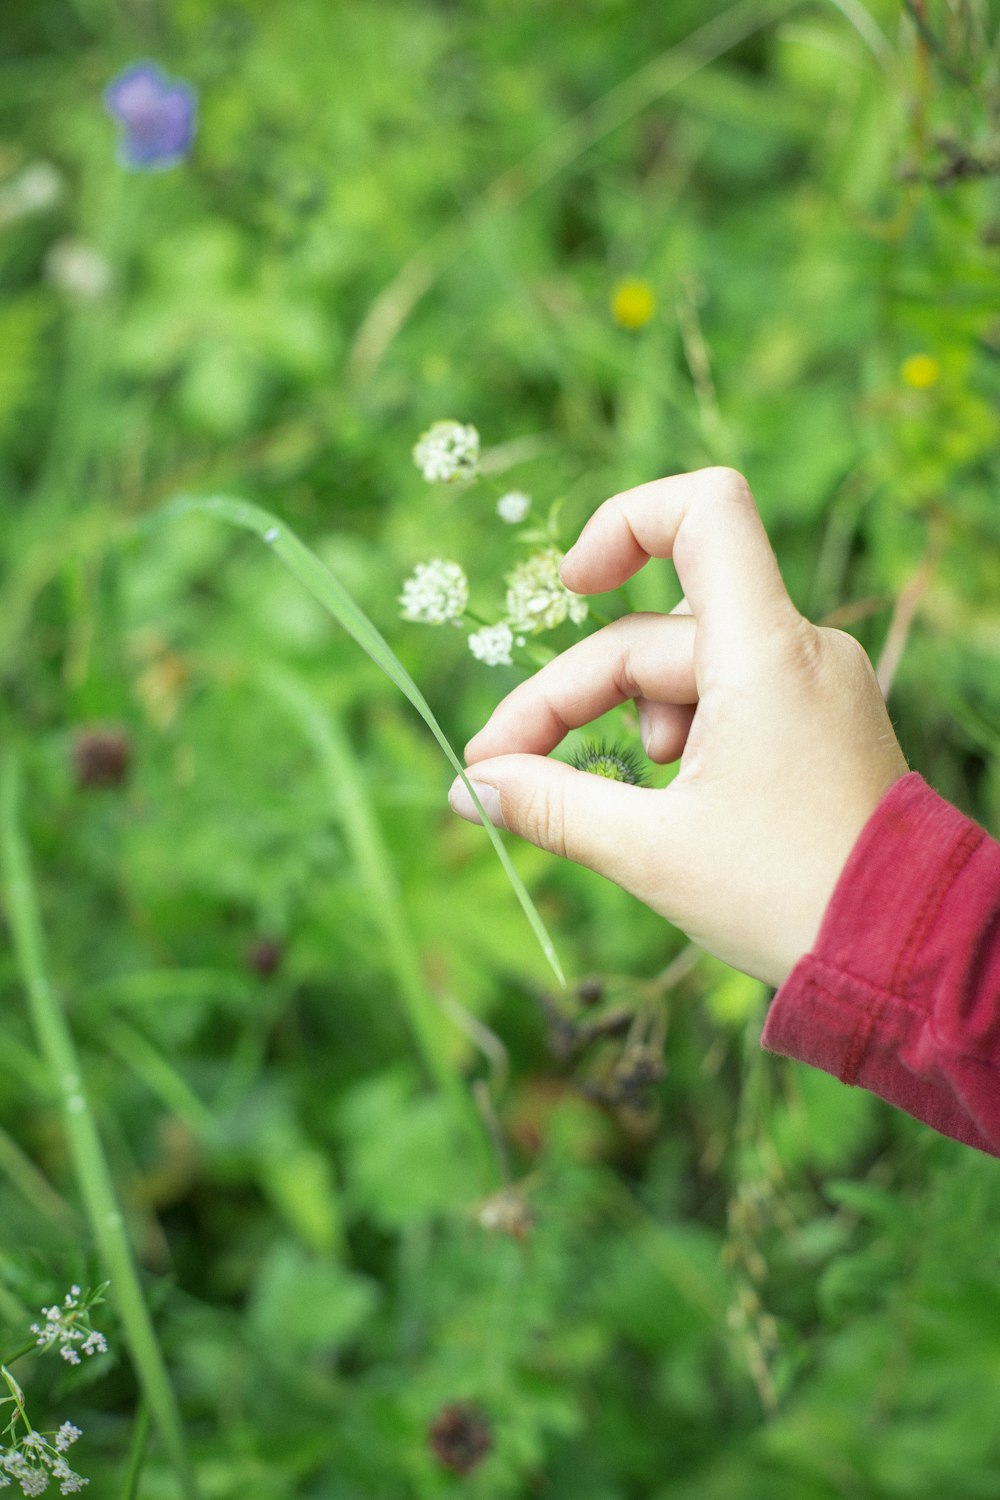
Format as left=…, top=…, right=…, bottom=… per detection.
left=504, top=548, right=588, bottom=635
left=412, top=421, right=480, bottom=483
left=45, top=241, right=112, bottom=302
left=30, top=1288, right=107, bottom=1366
left=468, top=623, right=514, bottom=667
left=399, top=560, right=469, bottom=625
left=496, top=490, right=531, bottom=524
left=0, top=1428, right=89, bottom=1496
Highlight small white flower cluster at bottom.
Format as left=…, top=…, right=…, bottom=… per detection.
left=0, top=1424, right=87, bottom=1495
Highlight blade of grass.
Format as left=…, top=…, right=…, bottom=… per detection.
left=100, top=1021, right=220, bottom=1144
left=0, top=1122, right=79, bottom=1230
left=0, top=750, right=199, bottom=1500
left=258, top=666, right=491, bottom=1173
left=141, top=494, right=565, bottom=989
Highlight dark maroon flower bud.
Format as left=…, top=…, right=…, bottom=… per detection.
left=72, top=727, right=131, bottom=790
left=427, top=1403, right=492, bottom=1474
left=246, top=938, right=283, bottom=977
left=575, top=975, right=604, bottom=1007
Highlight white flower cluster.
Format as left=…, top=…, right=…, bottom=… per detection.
left=504, top=547, right=588, bottom=635
left=399, top=560, right=469, bottom=625
left=401, top=422, right=588, bottom=666
left=0, top=1425, right=87, bottom=1495
left=496, top=490, right=531, bottom=524
left=412, top=421, right=480, bottom=483
left=468, top=623, right=514, bottom=667
left=30, top=1289, right=108, bottom=1367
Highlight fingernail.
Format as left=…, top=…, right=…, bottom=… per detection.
left=448, top=777, right=505, bottom=828
left=638, top=702, right=653, bottom=757
left=558, top=545, right=578, bottom=582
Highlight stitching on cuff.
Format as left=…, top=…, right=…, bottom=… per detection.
left=791, top=970, right=1000, bottom=1077
left=839, top=824, right=984, bottom=1086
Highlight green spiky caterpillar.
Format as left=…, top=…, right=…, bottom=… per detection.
left=568, top=740, right=647, bottom=786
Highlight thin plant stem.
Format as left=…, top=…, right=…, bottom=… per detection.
left=120, top=1401, right=153, bottom=1500
left=1, top=1340, right=41, bottom=1368
left=875, top=527, right=942, bottom=699
left=0, top=751, right=200, bottom=1500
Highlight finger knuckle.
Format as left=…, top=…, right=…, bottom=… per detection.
left=701, top=466, right=754, bottom=508
left=522, top=783, right=570, bottom=861
left=823, top=626, right=877, bottom=680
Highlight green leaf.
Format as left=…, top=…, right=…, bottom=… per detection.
left=249, top=1242, right=378, bottom=1353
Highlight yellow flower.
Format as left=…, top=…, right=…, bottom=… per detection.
left=900, top=353, right=942, bottom=390
left=611, top=277, right=656, bottom=330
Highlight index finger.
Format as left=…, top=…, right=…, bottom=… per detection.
left=466, top=611, right=696, bottom=762
left=560, top=467, right=795, bottom=650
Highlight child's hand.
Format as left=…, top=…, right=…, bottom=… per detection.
left=448, top=468, right=909, bottom=987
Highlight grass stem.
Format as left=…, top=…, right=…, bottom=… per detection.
left=0, top=751, right=199, bottom=1500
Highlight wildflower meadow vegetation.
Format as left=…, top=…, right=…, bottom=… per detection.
left=2, top=0, right=1000, bottom=1495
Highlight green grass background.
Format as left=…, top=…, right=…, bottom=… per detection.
left=2, top=1, right=1000, bottom=1495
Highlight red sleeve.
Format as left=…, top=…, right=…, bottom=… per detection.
left=761, top=771, right=1000, bottom=1157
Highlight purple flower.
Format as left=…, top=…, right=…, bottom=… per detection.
left=103, top=61, right=197, bottom=170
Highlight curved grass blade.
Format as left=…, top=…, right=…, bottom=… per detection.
left=259, top=665, right=492, bottom=1173
left=143, top=494, right=565, bottom=988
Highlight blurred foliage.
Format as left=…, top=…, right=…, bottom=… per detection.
left=2, top=0, right=1000, bottom=1495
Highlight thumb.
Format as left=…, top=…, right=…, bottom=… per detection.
left=448, top=754, right=675, bottom=897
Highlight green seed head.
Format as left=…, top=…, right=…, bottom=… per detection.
left=568, top=740, right=647, bottom=786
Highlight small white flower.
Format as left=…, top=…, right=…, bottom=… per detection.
left=44, top=242, right=112, bottom=302
left=504, top=548, right=588, bottom=635
left=31, top=1290, right=107, bottom=1366
left=0, top=162, right=63, bottom=229
left=399, top=560, right=469, bottom=625
left=496, top=490, right=531, bottom=524
left=0, top=1425, right=89, bottom=1497
left=468, top=623, right=514, bottom=667
left=412, top=421, right=480, bottom=483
